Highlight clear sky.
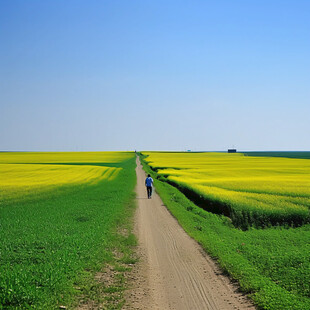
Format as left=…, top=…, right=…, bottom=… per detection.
left=1, top=0, right=309, bottom=151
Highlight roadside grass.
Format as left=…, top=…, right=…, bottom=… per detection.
left=0, top=154, right=137, bottom=309
left=140, top=154, right=310, bottom=310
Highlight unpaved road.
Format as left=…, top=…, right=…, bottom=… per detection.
left=125, top=157, right=255, bottom=310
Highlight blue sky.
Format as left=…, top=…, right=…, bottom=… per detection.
left=1, top=0, right=309, bottom=151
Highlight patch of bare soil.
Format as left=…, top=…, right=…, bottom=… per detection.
left=76, top=263, right=125, bottom=310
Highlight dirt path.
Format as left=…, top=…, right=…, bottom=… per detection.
left=125, top=157, right=255, bottom=310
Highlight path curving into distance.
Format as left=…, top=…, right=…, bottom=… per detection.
left=125, top=157, right=255, bottom=310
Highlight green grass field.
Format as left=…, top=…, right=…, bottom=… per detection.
left=243, top=151, right=310, bottom=159
left=0, top=152, right=136, bottom=309
left=140, top=153, right=310, bottom=310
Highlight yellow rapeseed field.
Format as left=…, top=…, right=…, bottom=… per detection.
left=0, top=152, right=128, bottom=203
left=0, top=151, right=133, bottom=164
left=143, top=152, right=310, bottom=226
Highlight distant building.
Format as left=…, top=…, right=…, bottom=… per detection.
left=228, top=149, right=237, bottom=153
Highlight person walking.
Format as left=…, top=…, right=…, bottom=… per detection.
left=145, top=174, right=154, bottom=199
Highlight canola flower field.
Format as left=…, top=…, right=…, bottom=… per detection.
left=140, top=152, right=310, bottom=310
left=143, top=152, right=310, bottom=228
left=0, top=151, right=130, bottom=164
left=0, top=152, right=136, bottom=309
left=0, top=163, right=121, bottom=204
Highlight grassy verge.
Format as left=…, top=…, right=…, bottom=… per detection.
left=0, top=157, right=137, bottom=309
left=140, top=154, right=310, bottom=310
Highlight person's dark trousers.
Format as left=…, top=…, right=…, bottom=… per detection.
left=147, top=186, right=152, bottom=198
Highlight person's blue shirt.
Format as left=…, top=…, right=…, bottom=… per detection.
left=145, top=177, right=153, bottom=187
